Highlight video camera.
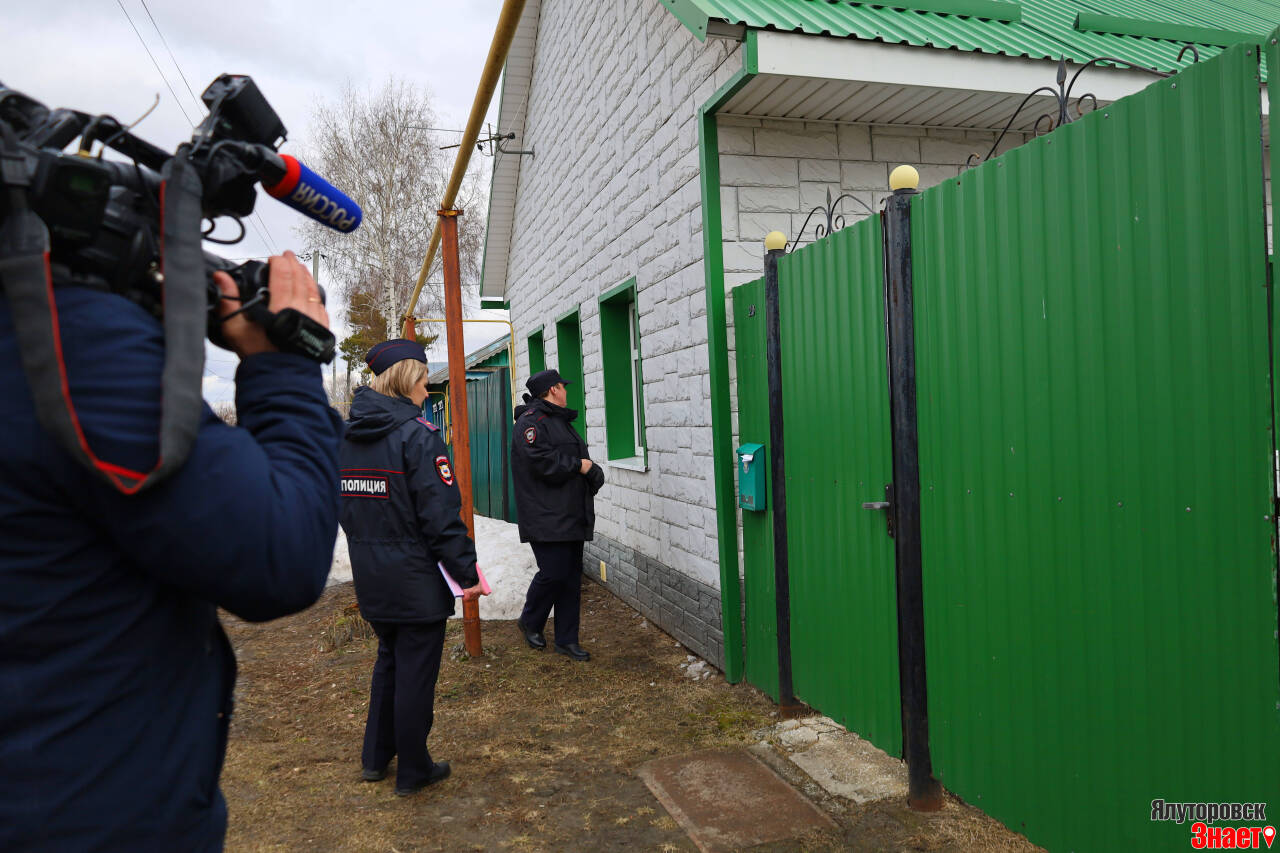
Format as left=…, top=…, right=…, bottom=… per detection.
left=0, top=74, right=360, bottom=361
left=0, top=74, right=362, bottom=493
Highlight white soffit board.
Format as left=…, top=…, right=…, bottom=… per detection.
left=480, top=0, right=542, bottom=300
left=757, top=31, right=1162, bottom=103
left=732, top=30, right=1271, bottom=130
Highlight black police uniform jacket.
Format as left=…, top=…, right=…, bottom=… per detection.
left=0, top=286, right=343, bottom=852
left=341, top=386, right=478, bottom=624
left=511, top=397, right=603, bottom=543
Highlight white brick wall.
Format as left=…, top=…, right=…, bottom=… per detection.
left=719, top=119, right=1029, bottom=281
left=502, top=0, right=739, bottom=590
left=502, top=0, right=1032, bottom=596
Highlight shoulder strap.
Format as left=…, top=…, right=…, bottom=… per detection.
left=0, top=132, right=204, bottom=493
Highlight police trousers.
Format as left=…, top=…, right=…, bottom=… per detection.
left=362, top=619, right=447, bottom=788
left=520, top=540, right=585, bottom=647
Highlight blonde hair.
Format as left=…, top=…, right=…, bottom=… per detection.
left=371, top=358, right=427, bottom=398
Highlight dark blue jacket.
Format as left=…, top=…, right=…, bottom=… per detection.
left=0, top=286, right=343, bottom=852
left=511, top=398, right=601, bottom=543
left=340, top=386, right=478, bottom=624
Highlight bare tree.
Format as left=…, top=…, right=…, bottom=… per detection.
left=212, top=402, right=237, bottom=426
left=300, top=79, right=487, bottom=338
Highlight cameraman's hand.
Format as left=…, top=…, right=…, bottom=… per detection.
left=214, top=250, right=330, bottom=358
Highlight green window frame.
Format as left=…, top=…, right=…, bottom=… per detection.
left=598, top=277, right=646, bottom=462
left=527, top=327, right=546, bottom=374
left=555, top=308, right=586, bottom=443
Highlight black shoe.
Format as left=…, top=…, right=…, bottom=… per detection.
left=361, top=766, right=386, bottom=782
left=517, top=617, right=547, bottom=650
left=394, top=761, right=451, bottom=796
left=554, top=643, right=591, bottom=661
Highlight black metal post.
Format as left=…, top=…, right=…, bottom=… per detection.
left=764, top=244, right=796, bottom=710
left=883, top=188, right=943, bottom=811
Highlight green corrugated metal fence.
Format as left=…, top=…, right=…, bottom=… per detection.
left=734, top=40, right=1280, bottom=852
left=733, top=279, right=779, bottom=699
left=913, top=44, right=1279, bottom=851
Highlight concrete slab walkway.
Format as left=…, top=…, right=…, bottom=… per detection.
left=638, top=749, right=838, bottom=852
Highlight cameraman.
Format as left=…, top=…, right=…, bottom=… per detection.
left=0, top=251, right=342, bottom=851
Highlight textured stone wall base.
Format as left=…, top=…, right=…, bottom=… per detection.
left=584, top=534, right=725, bottom=671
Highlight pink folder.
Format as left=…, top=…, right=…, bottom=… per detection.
left=438, top=562, right=492, bottom=598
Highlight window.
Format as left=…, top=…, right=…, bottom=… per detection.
left=555, top=308, right=586, bottom=443
left=527, top=328, right=545, bottom=374
left=599, top=278, right=646, bottom=463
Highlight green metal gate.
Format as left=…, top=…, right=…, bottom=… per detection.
left=733, top=217, right=902, bottom=755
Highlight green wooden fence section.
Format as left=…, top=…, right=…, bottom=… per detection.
left=448, top=369, right=517, bottom=524
left=912, top=44, right=1280, bottom=851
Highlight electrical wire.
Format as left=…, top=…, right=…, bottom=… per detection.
left=129, top=0, right=281, bottom=256
left=139, top=0, right=202, bottom=108
left=251, top=212, right=281, bottom=254
left=115, top=0, right=193, bottom=127
left=243, top=214, right=275, bottom=253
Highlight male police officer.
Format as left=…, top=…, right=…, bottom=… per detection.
left=511, top=369, right=604, bottom=661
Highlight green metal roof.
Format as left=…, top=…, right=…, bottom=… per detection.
left=662, top=0, right=1280, bottom=73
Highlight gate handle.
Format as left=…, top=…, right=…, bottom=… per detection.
left=862, top=484, right=895, bottom=538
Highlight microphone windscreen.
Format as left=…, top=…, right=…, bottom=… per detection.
left=265, top=155, right=362, bottom=233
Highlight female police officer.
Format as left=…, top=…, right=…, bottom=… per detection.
left=341, top=339, right=484, bottom=796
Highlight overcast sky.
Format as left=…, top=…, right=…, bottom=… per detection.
left=2, top=0, right=511, bottom=401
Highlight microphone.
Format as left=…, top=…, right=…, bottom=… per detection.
left=263, top=154, right=362, bottom=233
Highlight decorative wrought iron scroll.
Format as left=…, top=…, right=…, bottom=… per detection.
left=964, top=47, right=1199, bottom=168
left=786, top=188, right=877, bottom=253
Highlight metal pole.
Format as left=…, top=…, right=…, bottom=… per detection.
left=883, top=186, right=943, bottom=812
left=763, top=237, right=797, bottom=711
left=404, top=0, right=528, bottom=324
left=439, top=209, right=482, bottom=658
left=314, top=252, right=337, bottom=400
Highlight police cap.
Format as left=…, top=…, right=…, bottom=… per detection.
left=365, top=339, right=427, bottom=376
left=526, top=368, right=570, bottom=398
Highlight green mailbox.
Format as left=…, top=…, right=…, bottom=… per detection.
left=737, top=443, right=766, bottom=511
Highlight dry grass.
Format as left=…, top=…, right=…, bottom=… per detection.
left=220, top=581, right=1042, bottom=852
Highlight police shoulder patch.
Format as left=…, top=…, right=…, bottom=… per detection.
left=524, top=425, right=537, bottom=444
left=435, top=455, right=454, bottom=486
left=416, top=416, right=439, bottom=432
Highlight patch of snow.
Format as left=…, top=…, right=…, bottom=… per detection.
left=327, top=514, right=538, bottom=621
left=679, top=658, right=714, bottom=681
left=328, top=527, right=353, bottom=587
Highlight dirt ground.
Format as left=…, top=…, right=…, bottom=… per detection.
left=220, top=580, right=1041, bottom=852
